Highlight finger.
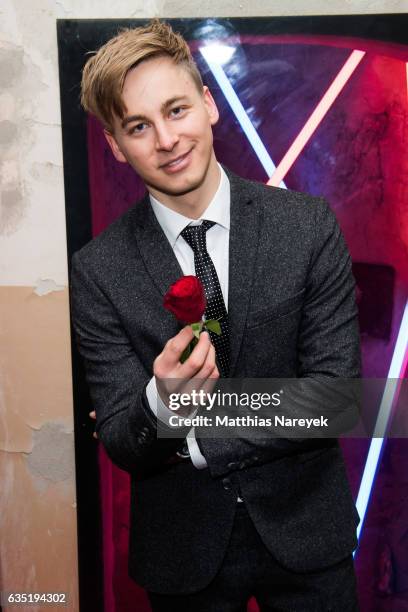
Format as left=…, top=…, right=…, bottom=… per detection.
left=178, top=331, right=212, bottom=379
left=202, top=365, right=220, bottom=396
left=196, top=348, right=220, bottom=397
left=180, top=341, right=217, bottom=399
left=194, top=342, right=217, bottom=381
left=209, top=364, right=220, bottom=379
left=157, top=326, right=195, bottom=373
left=89, top=410, right=96, bottom=420
left=170, top=331, right=213, bottom=401
left=93, top=431, right=98, bottom=439
left=179, top=369, right=219, bottom=413
left=156, top=330, right=213, bottom=407
left=154, top=326, right=198, bottom=403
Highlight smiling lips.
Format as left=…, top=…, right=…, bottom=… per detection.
left=160, top=149, right=192, bottom=173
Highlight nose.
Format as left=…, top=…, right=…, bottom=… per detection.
left=155, top=120, right=179, bottom=151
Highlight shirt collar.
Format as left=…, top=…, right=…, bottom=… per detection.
left=149, top=163, right=230, bottom=248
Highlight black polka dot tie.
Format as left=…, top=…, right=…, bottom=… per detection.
left=181, top=220, right=230, bottom=378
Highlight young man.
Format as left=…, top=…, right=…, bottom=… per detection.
left=71, top=19, right=361, bottom=611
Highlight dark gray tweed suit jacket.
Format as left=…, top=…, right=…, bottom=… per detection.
left=70, top=167, right=361, bottom=595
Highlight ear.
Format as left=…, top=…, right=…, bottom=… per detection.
left=103, top=129, right=128, bottom=164
left=202, top=86, right=219, bottom=126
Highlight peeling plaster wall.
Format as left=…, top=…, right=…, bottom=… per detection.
left=0, top=1, right=406, bottom=611
left=0, top=286, right=78, bottom=611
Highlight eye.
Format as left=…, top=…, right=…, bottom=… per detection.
left=128, top=122, right=148, bottom=135
left=169, top=106, right=186, bottom=118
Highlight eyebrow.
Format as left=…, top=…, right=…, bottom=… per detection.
left=121, top=96, right=189, bottom=129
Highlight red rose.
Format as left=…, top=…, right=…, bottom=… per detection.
left=163, top=276, right=206, bottom=324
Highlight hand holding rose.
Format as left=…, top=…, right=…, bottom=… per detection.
left=153, top=326, right=219, bottom=415
left=154, top=276, right=221, bottom=414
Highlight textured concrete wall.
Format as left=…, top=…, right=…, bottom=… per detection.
left=0, top=1, right=407, bottom=611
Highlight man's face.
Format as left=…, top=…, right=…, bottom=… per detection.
left=105, top=56, right=219, bottom=202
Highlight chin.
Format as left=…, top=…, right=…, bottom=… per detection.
left=149, top=170, right=207, bottom=198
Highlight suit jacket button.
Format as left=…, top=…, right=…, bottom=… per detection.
left=227, top=462, right=237, bottom=470
left=222, top=477, right=231, bottom=491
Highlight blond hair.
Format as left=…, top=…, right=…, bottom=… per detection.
left=80, top=19, right=203, bottom=133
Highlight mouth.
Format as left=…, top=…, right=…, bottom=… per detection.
left=160, top=148, right=193, bottom=173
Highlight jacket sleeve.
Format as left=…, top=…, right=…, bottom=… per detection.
left=197, top=197, right=361, bottom=478
left=70, top=251, right=188, bottom=477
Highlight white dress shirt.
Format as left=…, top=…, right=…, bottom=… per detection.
left=146, top=163, right=230, bottom=469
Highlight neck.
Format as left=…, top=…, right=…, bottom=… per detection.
left=148, top=153, right=221, bottom=220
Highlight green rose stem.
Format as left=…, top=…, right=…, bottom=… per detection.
left=180, top=318, right=222, bottom=363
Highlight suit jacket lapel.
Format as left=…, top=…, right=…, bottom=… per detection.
left=226, top=169, right=262, bottom=377
left=132, top=192, right=184, bottom=298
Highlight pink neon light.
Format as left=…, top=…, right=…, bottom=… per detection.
left=406, top=62, right=408, bottom=96
left=268, top=50, right=366, bottom=187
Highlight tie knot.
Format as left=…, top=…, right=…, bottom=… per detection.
left=181, top=220, right=215, bottom=253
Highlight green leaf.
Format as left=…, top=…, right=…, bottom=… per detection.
left=191, top=322, right=203, bottom=339
left=204, top=319, right=222, bottom=335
